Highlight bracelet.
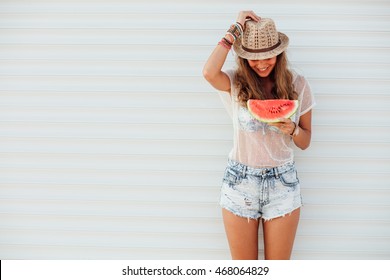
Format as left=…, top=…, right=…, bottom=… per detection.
left=289, top=122, right=296, bottom=136
left=219, top=22, right=242, bottom=50
left=235, top=22, right=244, bottom=33
left=222, top=37, right=233, bottom=46
left=225, top=32, right=236, bottom=42
left=290, top=122, right=300, bottom=137
left=218, top=38, right=232, bottom=50
left=226, top=23, right=243, bottom=42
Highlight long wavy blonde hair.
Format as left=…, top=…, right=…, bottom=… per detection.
left=234, top=52, right=298, bottom=106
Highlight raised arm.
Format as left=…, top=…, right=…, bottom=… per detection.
left=202, top=11, right=260, bottom=93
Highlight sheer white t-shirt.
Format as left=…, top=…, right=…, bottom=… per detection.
left=219, top=69, right=316, bottom=168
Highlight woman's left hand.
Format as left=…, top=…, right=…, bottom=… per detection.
left=268, top=118, right=296, bottom=136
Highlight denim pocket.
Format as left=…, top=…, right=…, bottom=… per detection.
left=222, top=167, right=243, bottom=186
left=279, top=168, right=299, bottom=187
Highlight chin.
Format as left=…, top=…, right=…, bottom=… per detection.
left=256, top=70, right=272, bottom=77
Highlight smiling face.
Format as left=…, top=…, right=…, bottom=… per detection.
left=247, top=56, right=277, bottom=78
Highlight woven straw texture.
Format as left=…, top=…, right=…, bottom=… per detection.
left=234, top=18, right=289, bottom=60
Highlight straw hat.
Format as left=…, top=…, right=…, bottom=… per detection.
left=233, top=18, right=289, bottom=60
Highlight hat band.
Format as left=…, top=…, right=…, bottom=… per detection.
left=242, top=40, right=281, bottom=53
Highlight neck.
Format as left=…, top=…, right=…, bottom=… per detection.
left=259, top=75, right=275, bottom=99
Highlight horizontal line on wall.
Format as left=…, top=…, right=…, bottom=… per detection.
left=0, top=136, right=388, bottom=144
left=0, top=182, right=388, bottom=192
left=1, top=212, right=389, bottom=224
left=0, top=167, right=388, bottom=176
left=1, top=189, right=388, bottom=206
left=0, top=44, right=389, bottom=50
left=0, top=136, right=381, bottom=142
left=1, top=59, right=389, bottom=67
left=0, top=244, right=388, bottom=260
left=0, top=120, right=389, bottom=128
left=1, top=105, right=387, bottom=113
left=0, top=29, right=388, bottom=44
left=1, top=212, right=389, bottom=225
left=1, top=90, right=390, bottom=98
left=0, top=11, right=388, bottom=15
left=0, top=43, right=388, bottom=48
left=0, top=227, right=389, bottom=241
left=0, top=98, right=211, bottom=107
left=0, top=198, right=389, bottom=208
left=0, top=152, right=382, bottom=161
left=0, top=26, right=389, bottom=31
left=0, top=242, right=387, bottom=255
left=0, top=75, right=388, bottom=81
left=0, top=59, right=389, bottom=65
left=0, top=0, right=385, bottom=11
left=0, top=151, right=389, bottom=161
left=0, top=244, right=387, bottom=260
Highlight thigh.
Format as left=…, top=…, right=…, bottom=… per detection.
left=222, top=208, right=260, bottom=260
left=262, top=208, right=300, bottom=260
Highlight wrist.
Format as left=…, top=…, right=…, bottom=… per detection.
left=290, top=122, right=300, bottom=137
left=226, top=22, right=243, bottom=43
left=235, top=21, right=244, bottom=33
left=218, top=37, right=232, bottom=50
left=224, top=33, right=235, bottom=44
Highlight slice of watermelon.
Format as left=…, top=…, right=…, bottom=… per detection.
left=247, top=99, right=299, bottom=123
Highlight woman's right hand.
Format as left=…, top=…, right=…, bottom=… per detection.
left=202, top=11, right=260, bottom=93
left=236, top=11, right=261, bottom=30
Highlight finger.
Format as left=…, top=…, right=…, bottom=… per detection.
left=277, top=118, right=290, bottom=123
left=249, top=11, right=261, bottom=21
left=268, top=122, right=290, bottom=134
left=237, top=11, right=260, bottom=24
left=267, top=122, right=282, bottom=128
left=244, top=11, right=260, bottom=22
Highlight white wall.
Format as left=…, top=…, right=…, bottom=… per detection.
left=0, top=0, right=389, bottom=259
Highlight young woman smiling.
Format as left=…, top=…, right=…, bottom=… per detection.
left=203, top=11, right=315, bottom=260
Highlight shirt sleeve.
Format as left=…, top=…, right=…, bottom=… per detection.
left=217, top=69, right=236, bottom=119
left=297, top=75, right=316, bottom=116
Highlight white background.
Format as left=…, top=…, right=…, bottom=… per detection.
left=0, top=0, right=389, bottom=259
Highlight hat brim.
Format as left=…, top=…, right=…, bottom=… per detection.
left=233, top=32, right=289, bottom=60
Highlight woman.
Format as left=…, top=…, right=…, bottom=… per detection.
left=203, top=11, right=315, bottom=260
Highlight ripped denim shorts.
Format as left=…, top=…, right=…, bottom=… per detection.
left=220, top=159, right=302, bottom=221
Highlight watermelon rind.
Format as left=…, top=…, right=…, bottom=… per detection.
left=247, top=99, right=299, bottom=123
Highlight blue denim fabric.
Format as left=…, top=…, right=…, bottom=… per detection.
left=220, top=159, right=302, bottom=220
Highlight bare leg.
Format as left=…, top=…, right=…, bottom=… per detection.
left=262, top=208, right=300, bottom=260
left=222, top=208, right=260, bottom=260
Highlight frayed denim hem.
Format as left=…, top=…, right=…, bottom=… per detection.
left=221, top=205, right=261, bottom=223
left=262, top=205, right=302, bottom=222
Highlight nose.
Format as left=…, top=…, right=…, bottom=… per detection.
left=249, top=59, right=271, bottom=68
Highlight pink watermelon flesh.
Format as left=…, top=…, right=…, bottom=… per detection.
left=247, top=99, right=299, bottom=123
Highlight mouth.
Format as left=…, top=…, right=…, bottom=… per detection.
left=258, top=66, right=269, bottom=72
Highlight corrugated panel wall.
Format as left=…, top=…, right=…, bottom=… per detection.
left=0, top=0, right=389, bottom=259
